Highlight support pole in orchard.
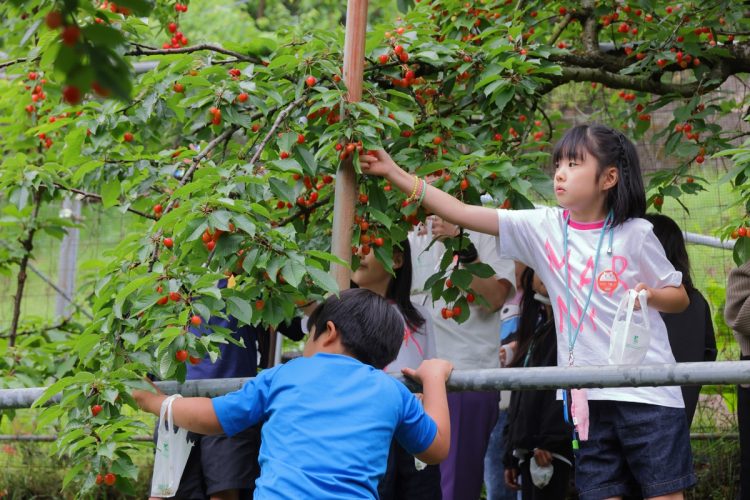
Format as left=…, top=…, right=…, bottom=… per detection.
left=330, top=0, right=368, bottom=290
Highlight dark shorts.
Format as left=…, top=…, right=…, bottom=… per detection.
left=575, top=400, right=696, bottom=500
left=378, top=440, right=441, bottom=500
left=172, top=425, right=261, bottom=499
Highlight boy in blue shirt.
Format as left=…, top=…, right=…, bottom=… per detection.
left=134, top=288, right=453, bottom=499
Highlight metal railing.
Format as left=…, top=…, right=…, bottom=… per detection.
left=2, top=361, right=749, bottom=410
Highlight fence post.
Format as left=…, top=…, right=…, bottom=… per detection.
left=55, top=198, right=81, bottom=319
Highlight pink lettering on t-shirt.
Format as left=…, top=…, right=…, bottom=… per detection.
left=578, top=256, right=595, bottom=289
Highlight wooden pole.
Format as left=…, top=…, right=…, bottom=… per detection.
left=331, top=0, right=368, bottom=291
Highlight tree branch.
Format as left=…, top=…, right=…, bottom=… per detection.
left=52, top=183, right=157, bottom=220
left=125, top=43, right=262, bottom=64
left=0, top=57, right=28, bottom=69
left=147, top=126, right=239, bottom=271
left=245, top=95, right=308, bottom=170
left=9, top=189, right=43, bottom=347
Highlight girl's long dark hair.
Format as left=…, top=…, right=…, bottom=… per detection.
left=643, top=213, right=694, bottom=292
left=386, top=238, right=425, bottom=331
left=509, top=267, right=550, bottom=368
left=552, top=124, right=646, bottom=227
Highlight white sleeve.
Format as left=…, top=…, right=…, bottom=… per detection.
left=496, top=207, right=552, bottom=272
left=638, top=227, right=683, bottom=288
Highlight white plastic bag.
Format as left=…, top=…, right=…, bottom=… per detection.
left=608, top=289, right=650, bottom=365
left=150, top=394, right=194, bottom=498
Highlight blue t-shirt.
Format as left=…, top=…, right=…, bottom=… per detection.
left=212, top=353, right=437, bottom=499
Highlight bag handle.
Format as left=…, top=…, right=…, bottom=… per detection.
left=158, top=394, right=182, bottom=433
left=635, top=289, right=650, bottom=329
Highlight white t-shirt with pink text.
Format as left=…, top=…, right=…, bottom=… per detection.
left=497, top=206, right=684, bottom=408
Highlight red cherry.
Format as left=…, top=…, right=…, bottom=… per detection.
left=323, top=174, right=334, bottom=184
left=358, top=193, right=369, bottom=204
left=173, top=82, right=185, bottom=93
left=45, top=10, right=63, bottom=29
left=95, top=474, right=104, bottom=485
left=255, top=299, right=265, bottom=310
left=28, top=72, right=38, bottom=80
left=123, top=132, right=134, bottom=142
left=374, top=237, right=384, bottom=247
left=695, top=155, right=704, bottom=164
left=280, top=151, right=290, bottom=159
left=452, top=305, right=462, bottom=317
left=206, top=240, right=216, bottom=251
left=190, top=315, right=202, bottom=326
left=175, top=350, right=188, bottom=362
left=61, top=25, right=80, bottom=46
left=153, top=204, right=163, bottom=215
left=460, top=179, right=469, bottom=190
left=305, top=76, right=317, bottom=87
left=378, top=54, right=389, bottom=64
left=156, top=295, right=169, bottom=306
left=653, top=196, right=664, bottom=207
left=394, top=45, right=404, bottom=55
left=163, top=237, right=173, bottom=248
left=169, top=291, right=181, bottom=302
left=237, top=92, right=248, bottom=102
left=62, top=85, right=81, bottom=105
left=91, top=404, right=103, bottom=417
left=466, top=293, right=475, bottom=303
left=446, top=279, right=453, bottom=288
left=168, top=22, right=178, bottom=33
left=433, top=136, right=443, bottom=145
left=103, top=472, right=116, bottom=486
left=189, top=355, right=202, bottom=365
left=297, top=133, right=306, bottom=144
left=739, top=227, right=748, bottom=237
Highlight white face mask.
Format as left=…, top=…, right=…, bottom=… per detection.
left=529, top=456, right=554, bottom=489
left=533, top=293, right=552, bottom=306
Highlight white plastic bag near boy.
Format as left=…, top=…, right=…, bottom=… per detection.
left=150, top=394, right=194, bottom=498
left=608, top=289, right=650, bottom=365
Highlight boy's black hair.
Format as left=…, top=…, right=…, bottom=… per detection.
left=643, top=213, right=694, bottom=292
left=386, top=239, right=426, bottom=332
left=306, top=288, right=404, bottom=369
left=552, top=123, right=646, bottom=227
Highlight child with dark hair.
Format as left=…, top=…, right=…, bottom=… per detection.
left=351, top=239, right=441, bottom=499
left=360, top=123, right=695, bottom=499
left=503, top=267, right=573, bottom=499
left=134, top=288, right=453, bottom=499
left=644, top=213, right=717, bottom=426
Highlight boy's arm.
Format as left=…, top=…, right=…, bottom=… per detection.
left=402, top=359, right=453, bottom=464
left=359, top=150, right=499, bottom=236
left=634, top=283, right=689, bottom=313
left=133, top=389, right=224, bottom=435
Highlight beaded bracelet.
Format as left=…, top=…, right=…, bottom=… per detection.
left=405, top=175, right=420, bottom=203
left=416, top=179, right=427, bottom=206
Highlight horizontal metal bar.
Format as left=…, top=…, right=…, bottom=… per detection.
left=684, top=231, right=735, bottom=250
left=0, top=432, right=737, bottom=443
left=2, top=361, right=749, bottom=410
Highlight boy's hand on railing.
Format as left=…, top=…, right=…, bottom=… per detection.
left=402, top=358, right=454, bottom=385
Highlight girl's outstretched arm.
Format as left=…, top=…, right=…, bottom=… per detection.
left=634, top=283, right=689, bottom=313
left=359, top=150, right=500, bottom=237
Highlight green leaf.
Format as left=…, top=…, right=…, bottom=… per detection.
left=62, top=127, right=86, bottom=168
left=113, top=275, right=157, bottom=319
left=307, top=267, right=340, bottom=295
left=282, top=259, right=306, bottom=287
left=354, top=102, right=380, bottom=119
left=100, top=179, right=121, bottom=208
left=226, top=296, right=254, bottom=326
left=449, top=269, right=473, bottom=289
